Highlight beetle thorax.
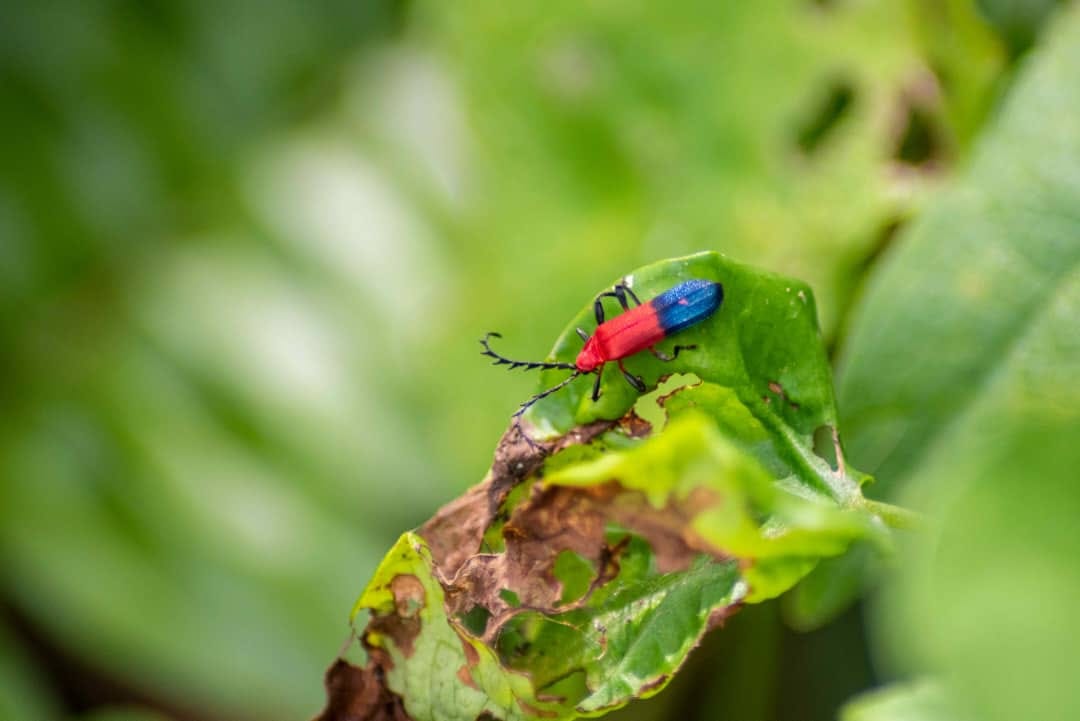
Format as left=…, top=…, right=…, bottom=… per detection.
left=575, top=336, right=605, bottom=372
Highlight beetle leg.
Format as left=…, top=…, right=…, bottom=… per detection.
left=577, top=327, right=590, bottom=343
left=594, top=291, right=624, bottom=323
left=594, top=296, right=607, bottom=324
left=614, top=282, right=642, bottom=307
left=617, top=360, right=647, bottom=392
left=649, top=344, right=697, bottom=362
left=592, top=368, right=604, bottom=401
left=595, top=283, right=640, bottom=323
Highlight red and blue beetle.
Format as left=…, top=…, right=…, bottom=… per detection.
left=482, top=278, right=724, bottom=440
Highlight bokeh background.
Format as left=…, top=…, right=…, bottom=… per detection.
left=0, top=1, right=1068, bottom=720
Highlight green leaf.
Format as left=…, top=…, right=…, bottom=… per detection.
left=355, top=534, right=533, bottom=721
left=783, top=541, right=877, bottom=631
left=527, top=251, right=864, bottom=505
left=837, top=6, right=1080, bottom=721
left=543, top=414, right=881, bottom=603
left=335, top=254, right=896, bottom=721
left=547, top=555, right=743, bottom=714
left=840, top=681, right=973, bottom=721
left=350, top=420, right=879, bottom=719
left=837, top=4, right=1080, bottom=492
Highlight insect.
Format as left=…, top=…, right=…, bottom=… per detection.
left=481, top=278, right=724, bottom=442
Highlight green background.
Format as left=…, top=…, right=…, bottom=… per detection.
left=0, top=1, right=1075, bottom=720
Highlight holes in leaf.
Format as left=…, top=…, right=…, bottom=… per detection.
left=632, top=373, right=702, bottom=432
left=480, top=480, right=534, bottom=553
left=499, top=588, right=522, bottom=608
left=812, top=425, right=840, bottom=472
left=553, top=550, right=597, bottom=606
left=894, top=105, right=943, bottom=166
left=794, top=78, right=856, bottom=156
left=495, top=621, right=529, bottom=664
left=890, top=71, right=949, bottom=170
left=459, top=605, right=491, bottom=637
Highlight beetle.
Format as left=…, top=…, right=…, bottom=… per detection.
left=481, top=278, right=724, bottom=442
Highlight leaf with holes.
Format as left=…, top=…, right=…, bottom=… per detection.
left=526, top=251, right=868, bottom=508
left=317, top=254, right=901, bottom=721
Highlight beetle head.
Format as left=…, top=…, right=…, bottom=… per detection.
left=575, top=336, right=604, bottom=372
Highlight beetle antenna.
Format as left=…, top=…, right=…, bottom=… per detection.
left=512, top=371, right=581, bottom=418
left=510, top=370, right=582, bottom=449
left=480, top=332, right=578, bottom=372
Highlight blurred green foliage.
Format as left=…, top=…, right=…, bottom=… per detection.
left=840, top=681, right=966, bottom=721
left=839, top=7, right=1080, bottom=721
left=0, top=0, right=1073, bottom=720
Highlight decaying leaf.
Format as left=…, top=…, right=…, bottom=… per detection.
left=317, top=253, right=898, bottom=721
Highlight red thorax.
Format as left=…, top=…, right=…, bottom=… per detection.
left=574, top=303, right=665, bottom=372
